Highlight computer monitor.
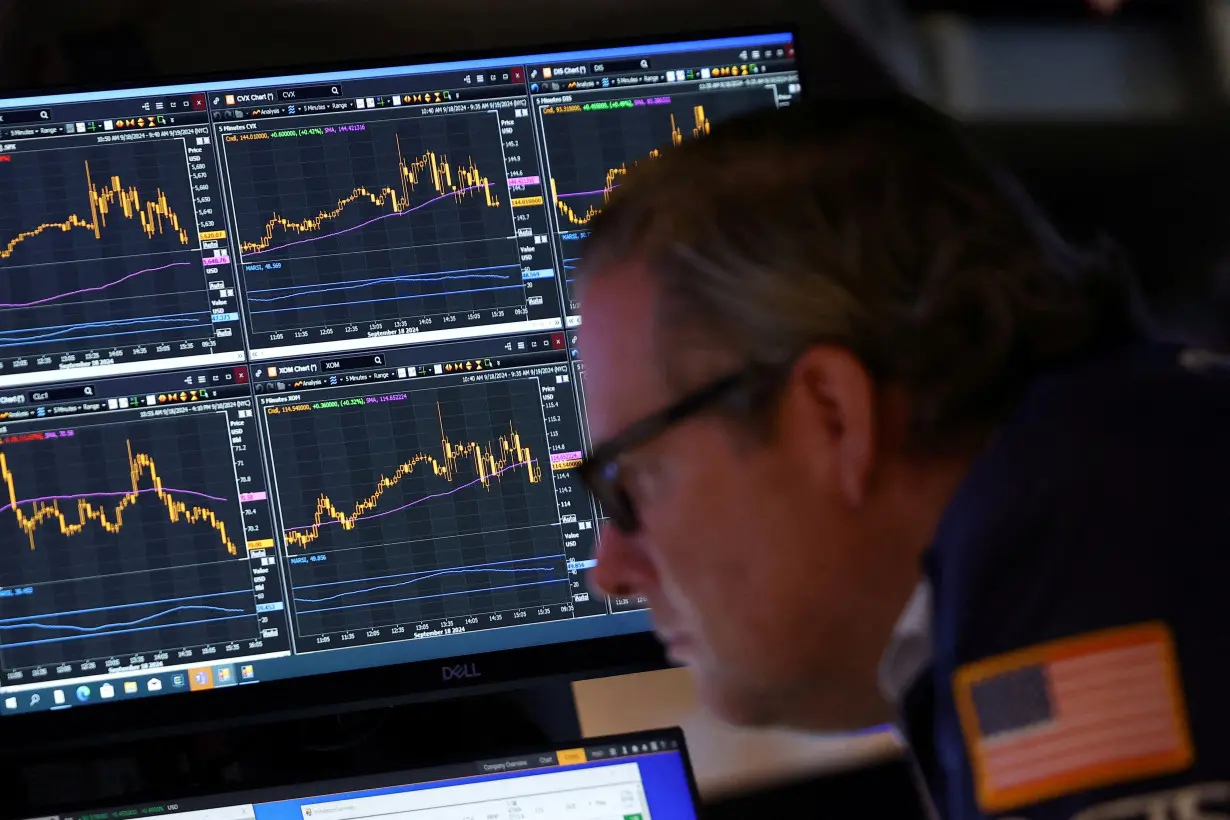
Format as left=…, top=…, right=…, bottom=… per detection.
left=23, top=728, right=700, bottom=820
left=0, top=30, right=802, bottom=732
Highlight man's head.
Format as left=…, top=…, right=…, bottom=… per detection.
left=575, top=97, right=1139, bottom=730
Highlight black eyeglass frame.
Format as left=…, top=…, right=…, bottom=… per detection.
left=577, top=360, right=795, bottom=533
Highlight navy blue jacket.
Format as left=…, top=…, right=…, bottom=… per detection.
left=903, top=343, right=1230, bottom=820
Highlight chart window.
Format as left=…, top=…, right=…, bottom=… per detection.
left=215, top=74, right=563, bottom=362
left=0, top=95, right=247, bottom=388
left=531, top=46, right=800, bottom=322
left=0, top=368, right=290, bottom=691
left=252, top=332, right=605, bottom=652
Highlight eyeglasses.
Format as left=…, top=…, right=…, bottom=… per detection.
left=577, top=362, right=792, bottom=534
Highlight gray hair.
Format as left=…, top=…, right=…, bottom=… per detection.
left=576, top=97, right=1142, bottom=449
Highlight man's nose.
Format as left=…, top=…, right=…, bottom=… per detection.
left=588, top=521, right=657, bottom=599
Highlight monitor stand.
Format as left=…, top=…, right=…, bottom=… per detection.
left=2, top=680, right=583, bottom=818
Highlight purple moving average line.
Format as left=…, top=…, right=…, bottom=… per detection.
left=246, top=183, right=492, bottom=257
left=0, top=486, right=228, bottom=514
left=0, top=261, right=193, bottom=309
left=285, top=458, right=536, bottom=533
left=554, top=184, right=620, bottom=199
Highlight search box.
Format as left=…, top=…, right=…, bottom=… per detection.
left=277, top=84, right=343, bottom=102
left=0, top=108, right=52, bottom=125
left=591, top=59, right=652, bottom=73
left=165, top=806, right=255, bottom=820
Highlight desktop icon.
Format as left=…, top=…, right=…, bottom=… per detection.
left=53, top=689, right=65, bottom=705
left=171, top=673, right=187, bottom=689
left=76, top=685, right=91, bottom=702
left=3, top=697, right=16, bottom=710
left=189, top=667, right=214, bottom=691
left=100, top=683, right=115, bottom=699
left=213, top=665, right=235, bottom=687
left=147, top=678, right=163, bottom=692
left=29, top=693, right=39, bottom=706
left=240, top=664, right=256, bottom=681
left=124, top=681, right=139, bottom=694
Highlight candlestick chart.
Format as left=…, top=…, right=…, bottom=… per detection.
left=263, top=379, right=570, bottom=639
left=0, top=414, right=259, bottom=672
left=0, top=139, right=213, bottom=362
left=538, top=89, right=781, bottom=310
left=224, top=112, right=528, bottom=338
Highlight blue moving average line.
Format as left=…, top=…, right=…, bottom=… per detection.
left=0, top=312, right=208, bottom=348
left=0, top=614, right=255, bottom=649
left=248, top=263, right=522, bottom=302
left=0, top=604, right=246, bottom=634
left=249, top=284, right=523, bottom=316
left=292, top=554, right=567, bottom=591
left=294, top=565, right=561, bottom=604
left=0, top=589, right=252, bottom=623
left=249, top=272, right=516, bottom=303
left=563, top=257, right=581, bottom=285
left=0, top=590, right=256, bottom=649
left=295, top=579, right=569, bottom=616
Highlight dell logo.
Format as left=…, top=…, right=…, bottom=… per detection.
left=442, top=662, right=481, bottom=681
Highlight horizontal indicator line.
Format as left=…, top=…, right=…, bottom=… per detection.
left=294, top=578, right=569, bottom=616
left=293, top=566, right=559, bottom=604
left=0, top=613, right=254, bottom=648
left=0, top=605, right=246, bottom=634
left=248, top=270, right=517, bottom=304
left=0, top=589, right=252, bottom=623
left=291, top=553, right=567, bottom=591
left=250, top=284, right=523, bottom=316
left=0, top=320, right=209, bottom=349
left=247, top=263, right=520, bottom=295
left=1, top=485, right=227, bottom=514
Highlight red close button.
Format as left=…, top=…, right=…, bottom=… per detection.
left=551, top=332, right=566, bottom=350
left=191, top=93, right=207, bottom=111
left=233, top=366, right=249, bottom=384
left=511, top=67, right=525, bottom=83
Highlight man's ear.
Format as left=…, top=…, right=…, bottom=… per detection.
left=789, top=346, right=877, bottom=506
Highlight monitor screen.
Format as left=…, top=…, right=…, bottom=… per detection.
left=25, top=729, right=699, bottom=820
left=0, top=32, right=801, bottom=720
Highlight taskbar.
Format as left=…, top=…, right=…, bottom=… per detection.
left=0, top=651, right=287, bottom=715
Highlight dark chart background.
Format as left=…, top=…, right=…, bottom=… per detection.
left=264, top=379, right=571, bottom=639
left=0, top=139, right=211, bottom=359
left=0, top=413, right=258, bottom=672
left=225, top=111, right=526, bottom=336
left=539, top=86, right=780, bottom=310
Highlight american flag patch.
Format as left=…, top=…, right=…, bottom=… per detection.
left=953, top=622, right=1193, bottom=813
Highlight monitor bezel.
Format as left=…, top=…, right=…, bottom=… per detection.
left=0, top=18, right=839, bottom=748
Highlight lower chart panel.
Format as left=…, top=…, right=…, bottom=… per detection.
left=263, top=378, right=575, bottom=649
left=0, top=413, right=262, bottom=677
